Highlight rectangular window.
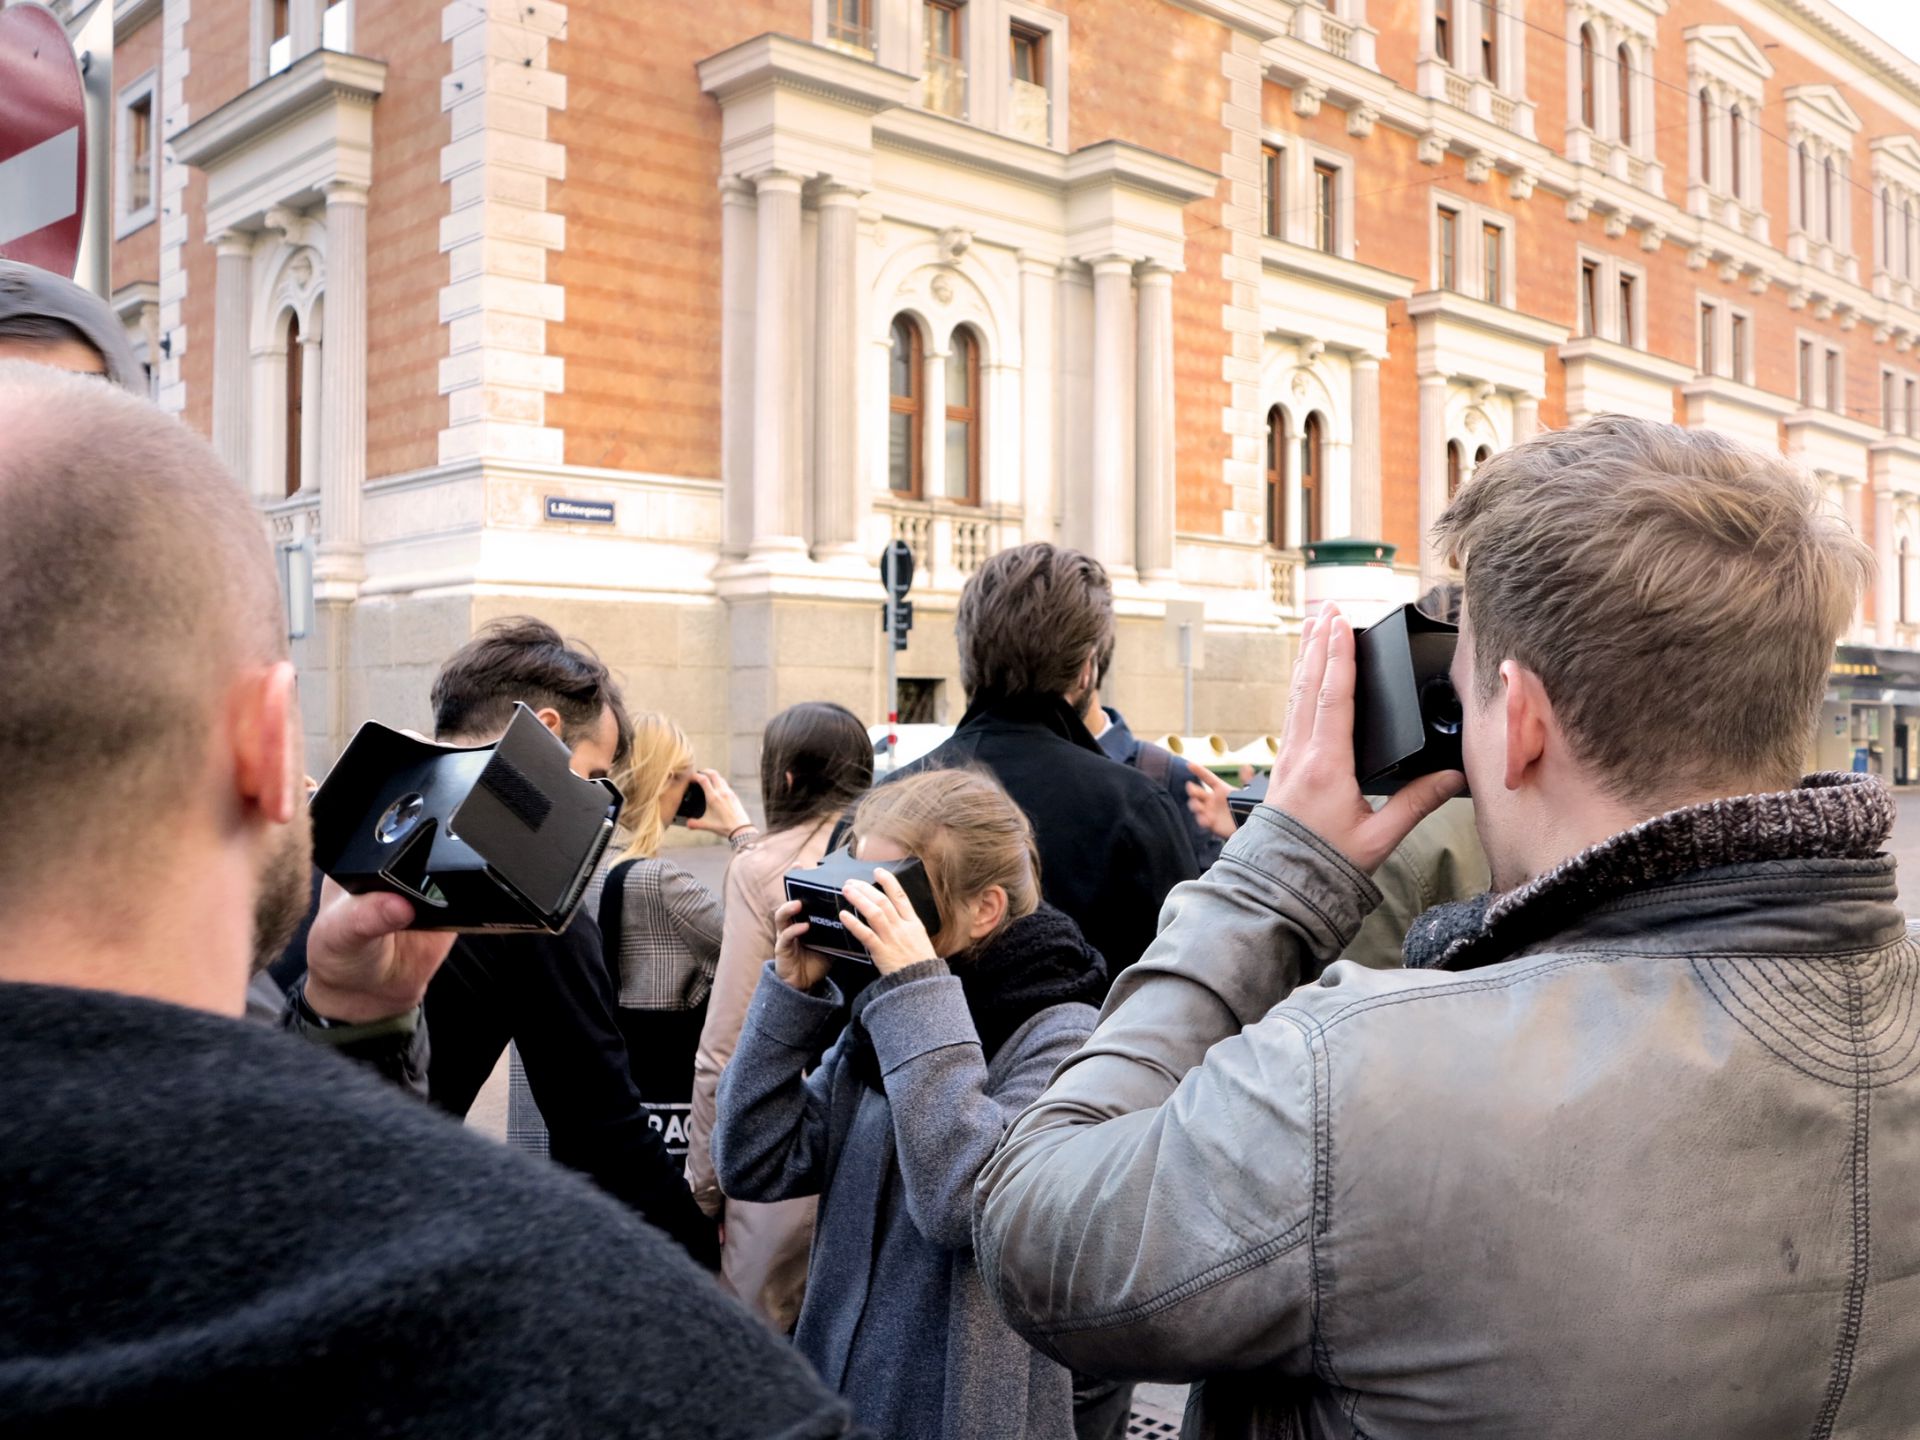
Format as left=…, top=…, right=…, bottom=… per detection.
left=924, top=0, right=966, bottom=118
left=1579, top=260, right=1599, bottom=336
left=1438, top=207, right=1458, bottom=290
left=1699, top=301, right=1718, bottom=375
left=1479, top=0, right=1498, bottom=83
left=1886, top=370, right=1898, bottom=430
left=1827, top=348, right=1843, bottom=414
left=1313, top=161, right=1338, bottom=254
left=1729, top=312, right=1748, bottom=381
left=828, top=0, right=874, bottom=51
left=1618, top=273, right=1637, bottom=347
left=1799, top=339, right=1814, bottom=403
left=1262, top=145, right=1285, bottom=239
left=1008, top=23, right=1050, bottom=144
left=1908, top=378, right=1917, bottom=436
left=1481, top=221, right=1504, bottom=304
left=1435, top=0, right=1451, bottom=65
left=127, top=94, right=153, bottom=214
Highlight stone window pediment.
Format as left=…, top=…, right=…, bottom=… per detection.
left=1683, top=24, right=1772, bottom=94
left=1786, top=85, right=1863, bottom=153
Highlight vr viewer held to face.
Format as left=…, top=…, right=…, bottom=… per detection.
left=714, top=768, right=1106, bottom=1440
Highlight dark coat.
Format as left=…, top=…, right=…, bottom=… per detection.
left=884, top=694, right=1197, bottom=980
left=1094, top=705, right=1225, bottom=871
left=0, top=981, right=855, bottom=1438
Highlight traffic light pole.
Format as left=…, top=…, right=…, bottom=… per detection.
left=885, top=597, right=899, bottom=758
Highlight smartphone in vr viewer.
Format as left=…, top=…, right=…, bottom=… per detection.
left=673, top=778, right=707, bottom=825
left=1227, top=602, right=1467, bottom=825
left=308, top=703, right=624, bottom=933
left=782, top=846, right=944, bottom=965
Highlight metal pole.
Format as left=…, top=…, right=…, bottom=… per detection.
left=1180, top=621, right=1194, bottom=734
left=886, top=599, right=899, bottom=759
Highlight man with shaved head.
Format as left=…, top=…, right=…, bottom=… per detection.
left=0, top=364, right=855, bottom=1436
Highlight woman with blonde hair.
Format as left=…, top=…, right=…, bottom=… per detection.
left=508, top=711, right=756, bottom=1161
left=686, top=701, right=873, bottom=1330
left=713, top=767, right=1107, bottom=1440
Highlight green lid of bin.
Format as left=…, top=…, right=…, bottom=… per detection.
left=1303, top=539, right=1397, bottom=567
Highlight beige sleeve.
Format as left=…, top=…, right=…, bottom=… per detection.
left=685, top=850, right=780, bottom=1216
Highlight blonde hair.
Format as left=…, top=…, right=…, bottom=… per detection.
left=1432, top=416, right=1873, bottom=807
left=850, top=768, right=1041, bottom=955
left=617, top=712, right=694, bottom=861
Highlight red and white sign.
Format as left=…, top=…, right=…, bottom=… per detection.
left=0, top=3, right=88, bottom=278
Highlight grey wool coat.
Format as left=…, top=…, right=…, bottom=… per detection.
left=713, top=956, right=1093, bottom=1440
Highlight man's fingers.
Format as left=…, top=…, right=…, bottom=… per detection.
left=1192, top=767, right=1230, bottom=797
left=839, top=909, right=879, bottom=945
left=841, top=879, right=887, bottom=924
left=1310, top=608, right=1358, bottom=777
left=1279, top=611, right=1322, bottom=758
left=325, top=889, right=416, bottom=946
left=1369, top=770, right=1467, bottom=863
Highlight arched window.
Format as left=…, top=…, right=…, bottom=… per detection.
left=1578, top=26, right=1596, bottom=130
left=1616, top=43, right=1632, bottom=145
left=1729, top=106, right=1743, bottom=200
left=1474, top=443, right=1492, bottom=471
left=1265, top=406, right=1290, bottom=548
left=887, top=316, right=923, bottom=497
left=284, top=312, right=303, bottom=498
left=1446, top=440, right=1463, bottom=500
left=1698, top=89, right=1713, bottom=186
left=944, top=326, right=981, bottom=504
left=1799, top=143, right=1811, bottom=230
left=1301, top=411, right=1325, bottom=546
left=1824, top=154, right=1838, bottom=242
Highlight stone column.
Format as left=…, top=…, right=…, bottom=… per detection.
left=1875, top=479, right=1898, bottom=644
left=1089, top=255, right=1136, bottom=574
left=1349, top=352, right=1383, bottom=540
left=1018, top=253, right=1058, bottom=543
left=921, top=336, right=948, bottom=502
left=1513, top=391, right=1541, bottom=443
left=249, top=341, right=287, bottom=498
left=1418, top=372, right=1451, bottom=584
left=750, top=172, right=807, bottom=559
left=720, top=177, right=757, bottom=557
left=317, top=183, right=366, bottom=583
left=1843, top=477, right=1866, bottom=634
left=290, top=0, right=322, bottom=59
left=299, top=329, right=323, bottom=498
left=212, top=232, right=253, bottom=491
left=812, top=182, right=864, bottom=558
left=1134, top=263, right=1176, bottom=582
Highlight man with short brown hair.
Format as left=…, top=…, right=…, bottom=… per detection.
left=0, top=363, right=852, bottom=1436
left=884, top=541, right=1195, bottom=980
left=980, top=418, right=1918, bottom=1438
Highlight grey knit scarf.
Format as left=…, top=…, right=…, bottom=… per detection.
left=1403, top=771, right=1894, bottom=973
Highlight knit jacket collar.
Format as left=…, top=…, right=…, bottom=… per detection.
left=1403, top=772, right=1895, bottom=973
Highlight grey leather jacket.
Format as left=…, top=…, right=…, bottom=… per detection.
left=977, top=775, right=1918, bottom=1438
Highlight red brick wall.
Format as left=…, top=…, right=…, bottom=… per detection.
left=359, top=2, right=447, bottom=479
left=180, top=0, right=249, bottom=438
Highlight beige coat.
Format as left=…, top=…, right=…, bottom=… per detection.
left=685, top=818, right=832, bottom=1329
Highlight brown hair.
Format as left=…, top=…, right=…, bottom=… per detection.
left=956, top=542, right=1114, bottom=703
left=1432, top=416, right=1872, bottom=806
left=431, top=616, right=631, bottom=767
left=761, top=702, right=873, bottom=834
left=850, top=769, right=1040, bottom=955
left=0, top=362, right=283, bottom=902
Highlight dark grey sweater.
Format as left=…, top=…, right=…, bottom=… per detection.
left=0, top=980, right=856, bottom=1438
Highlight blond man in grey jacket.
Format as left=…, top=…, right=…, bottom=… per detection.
left=978, top=418, right=1916, bottom=1438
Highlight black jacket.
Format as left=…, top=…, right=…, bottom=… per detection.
left=424, top=910, right=720, bottom=1268
left=883, top=694, right=1198, bottom=981
left=0, top=981, right=855, bottom=1438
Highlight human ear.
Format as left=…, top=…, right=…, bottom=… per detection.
left=534, top=706, right=566, bottom=740
left=233, top=661, right=302, bottom=825
left=1499, top=660, right=1550, bottom=793
left=967, top=884, right=1008, bottom=942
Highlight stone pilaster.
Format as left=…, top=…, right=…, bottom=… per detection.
left=1135, top=262, right=1176, bottom=581
left=299, top=329, right=324, bottom=497
left=1513, top=391, right=1542, bottom=442
left=750, top=171, right=807, bottom=557
left=438, top=0, right=569, bottom=467
left=156, top=0, right=192, bottom=415
left=1418, top=373, right=1451, bottom=584
left=211, top=231, right=253, bottom=487
left=290, top=0, right=322, bottom=60
left=1089, top=255, right=1137, bottom=576
left=811, top=182, right=864, bottom=558
left=720, top=176, right=757, bottom=557
left=1018, top=253, right=1058, bottom=543
left=317, top=181, right=367, bottom=586
left=1218, top=30, right=1268, bottom=545
left=1876, top=479, right=1898, bottom=644
left=1349, top=353, right=1383, bottom=540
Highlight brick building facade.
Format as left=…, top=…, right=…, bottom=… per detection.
left=82, top=0, right=1920, bottom=783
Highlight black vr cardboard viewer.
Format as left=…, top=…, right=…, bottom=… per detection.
left=783, top=847, right=944, bottom=965
left=309, top=703, right=623, bottom=933
left=1228, top=602, right=1466, bottom=826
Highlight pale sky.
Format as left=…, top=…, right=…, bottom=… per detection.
left=1830, top=1, right=1920, bottom=73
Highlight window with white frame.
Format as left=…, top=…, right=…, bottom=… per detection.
left=1424, top=0, right=1528, bottom=122
left=1798, top=338, right=1814, bottom=406
left=1698, top=299, right=1718, bottom=375
left=1578, top=250, right=1643, bottom=346
left=1785, top=86, right=1863, bottom=265
left=1871, top=136, right=1920, bottom=293
left=1697, top=299, right=1757, bottom=388
left=1884, top=367, right=1900, bottom=432
left=923, top=0, right=967, bottom=118
left=824, top=0, right=875, bottom=53
left=266, top=0, right=353, bottom=77
left=1825, top=344, right=1844, bottom=416
left=1433, top=192, right=1509, bottom=305
left=1727, top=307, right=1750, bottom=384
left=116, top=72, right=158, bottom=235
left=1270, top=142, right=1354, bottom=259
left=1684, top=25, right=1769, bottom=223
left=1908, top=376, right=1918, bottom=436
left=1567, top=5, right=1656, bottom=168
